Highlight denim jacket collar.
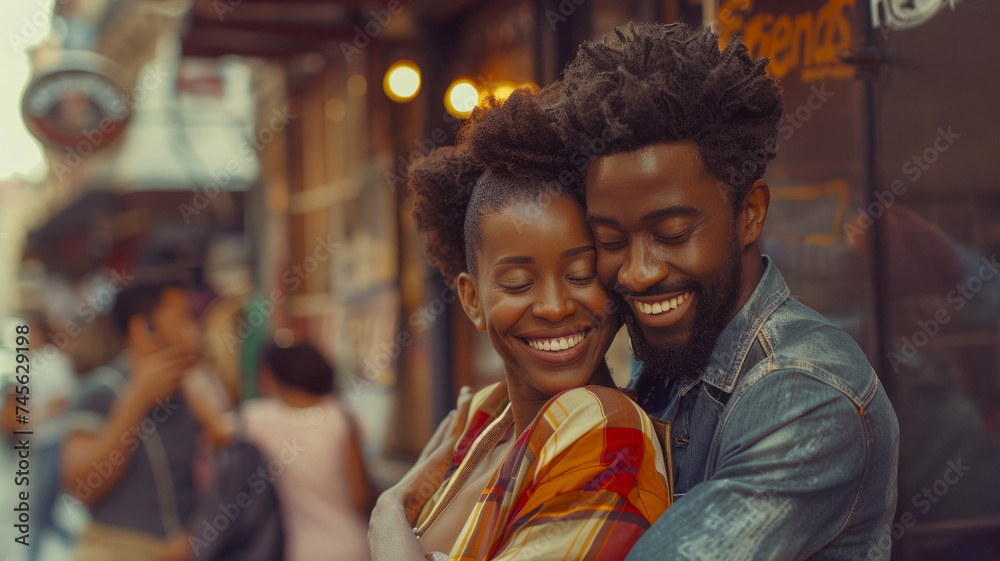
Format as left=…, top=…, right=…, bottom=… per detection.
left=699, top=255, right=789, bottom=393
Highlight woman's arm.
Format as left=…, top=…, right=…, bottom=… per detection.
left=181, top=365, right=237, bottom=448
left=343, top=411, right=377, bottom=517
left=369, top=387, right=473, bottom=561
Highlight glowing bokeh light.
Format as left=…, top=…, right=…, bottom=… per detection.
left=383, top=60, right=420, bottom=102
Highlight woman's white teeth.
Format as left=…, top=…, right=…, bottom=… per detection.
left=636, top=292, right=690, bottom=315
left=526, top=331, right=587, bottom=351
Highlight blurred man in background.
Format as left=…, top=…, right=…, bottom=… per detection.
left=60, top=277, right=202, bottom=561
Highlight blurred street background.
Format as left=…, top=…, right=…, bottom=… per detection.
left=0, top=0, right=998, bottom=559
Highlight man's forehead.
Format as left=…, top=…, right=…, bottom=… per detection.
left=588, top=142, right=704, bottom=180
left=638, top=145, right=661, bottom=174
left=584, top=143, right=727, bottom=216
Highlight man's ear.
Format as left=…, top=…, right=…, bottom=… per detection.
left=128, top=315, right=154, bottom=353
left=456, top=273, right=486, bottom=331
left=739, top=179, right=770, bottom=249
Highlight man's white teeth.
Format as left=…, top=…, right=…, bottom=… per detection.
left=526, top=331, right=587, bottom=351
left=636, top=291, right=690, bottom=315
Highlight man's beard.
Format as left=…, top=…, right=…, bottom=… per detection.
left=614, top=235, right=744, bottom=391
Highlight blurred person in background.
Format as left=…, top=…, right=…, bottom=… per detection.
left=242, top=339, right=373, bottom=561
left=1, top=313, right=79, bottom=561
left=60, top=276, right=208, bottom=561
left=201, top=236, right=268, bottom=404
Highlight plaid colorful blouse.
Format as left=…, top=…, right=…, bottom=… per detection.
left=414, top=382, right=671, bottom=560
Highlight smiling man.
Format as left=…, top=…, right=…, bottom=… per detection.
left=553, top=23, right=900, bottom=560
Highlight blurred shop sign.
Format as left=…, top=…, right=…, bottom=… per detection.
left=21, top=51, right=131, bottom=152
left=717, top=0, right=857, bottom=81
left=177, top=58, right=225, bottom=98
left=767, top=181, right=851, bottom=246
left=872, top=0, right=967, bottom=31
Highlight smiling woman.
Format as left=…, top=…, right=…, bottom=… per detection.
left=367, top=87, right=671, bottom=561
left=459, top=183, right=619, bottom=411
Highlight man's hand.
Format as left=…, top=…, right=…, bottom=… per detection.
left=382, top=386, right=474, bottom=523
left=130, top=344, right=198, bottom=410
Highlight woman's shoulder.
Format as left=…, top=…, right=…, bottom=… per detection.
left=458, top=381, right=509, bottom=431
left=522, top=385, right=660, bottom=464
left=541, top=385, right=652, bottom=429
left=469, top=381, right=508, bottom=410
left=524, top=385, right=668, bottom=501
left=241, top=396, right=278, bottom=417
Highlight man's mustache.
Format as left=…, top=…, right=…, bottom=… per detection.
left=607, top=279, right=701, bottom=300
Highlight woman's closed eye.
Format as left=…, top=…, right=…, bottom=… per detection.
left=494, top=280, right=533, bottom=293
left=567, top=272, right=597, bottom=284
left=596, top=237, right=628, bottom=251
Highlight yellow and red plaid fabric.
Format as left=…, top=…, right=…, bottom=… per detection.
left=416, top=382, right=671, bottom=560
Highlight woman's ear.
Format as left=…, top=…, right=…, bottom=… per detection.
left=456, top=273, right=486, bottom=331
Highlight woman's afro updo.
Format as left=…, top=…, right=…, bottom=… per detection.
left=409, top=86, right=580, bottom=282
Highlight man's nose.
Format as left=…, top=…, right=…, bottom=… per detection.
left=618, top=239, right=669, bottom=294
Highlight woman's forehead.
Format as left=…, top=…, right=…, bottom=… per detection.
left=478, top=196, right=592, bottom=258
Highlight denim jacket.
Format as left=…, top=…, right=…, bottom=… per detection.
left=625, top=256, right=899, bottom=561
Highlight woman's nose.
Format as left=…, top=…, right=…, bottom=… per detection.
left=532, top=280, right=576, bottom=322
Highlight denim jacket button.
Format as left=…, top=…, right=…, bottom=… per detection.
left=673, top=434, right=690, bottom=447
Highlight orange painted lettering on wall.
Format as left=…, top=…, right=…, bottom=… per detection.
left=718, top=0, right=856, bottom=81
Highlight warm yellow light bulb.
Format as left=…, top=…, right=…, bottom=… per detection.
left=383, top=60, right=420, bottom=102
left=493, top=83, right=516, bottom=102
left=445, top=79, right=479, bottom=119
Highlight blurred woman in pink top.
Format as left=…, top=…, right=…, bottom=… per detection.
left=243, top=340, right=374, bottom=561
